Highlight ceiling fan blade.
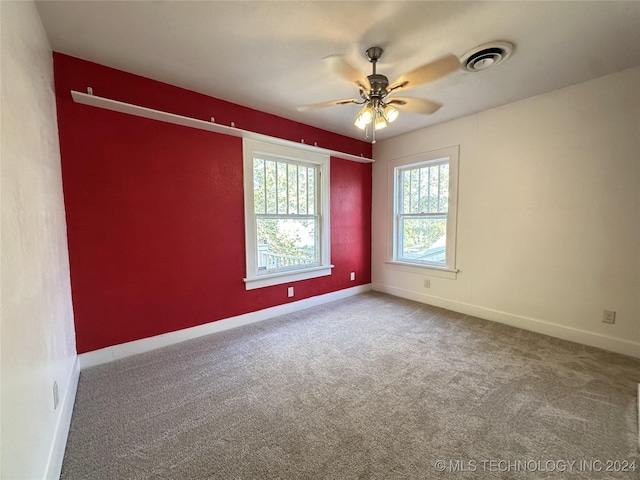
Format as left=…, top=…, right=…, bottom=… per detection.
left=389, top=54, right=460, bottom=92
left=297, top=98, right=360, bottom=111
left=387, top=97, right=442, bottom=115
left=323, top=55, right=371, bottom=91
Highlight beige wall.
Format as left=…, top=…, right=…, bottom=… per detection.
left=1, top=2, right=78, bottom=478
left=372, top=66, right=640, bottom=357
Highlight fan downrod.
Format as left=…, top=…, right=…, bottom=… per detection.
left=364, top=47, right=388, bottom=96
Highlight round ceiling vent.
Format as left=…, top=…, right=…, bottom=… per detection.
left=460, top=41, right=514, bottom=72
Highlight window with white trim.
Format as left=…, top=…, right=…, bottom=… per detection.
left=243, top=139, right=332, bottom=290
left=390, top=146, right=459, bottom=273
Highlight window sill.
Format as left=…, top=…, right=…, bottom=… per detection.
left=244, top=265, right=334, bottom=290
left=384, top=261, right=458, bottom=280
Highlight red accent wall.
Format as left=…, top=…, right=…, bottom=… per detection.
left=53, top=53, right=372, bottom=353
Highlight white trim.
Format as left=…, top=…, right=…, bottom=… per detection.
left=70, top=91, right=373, bottom=163
left=243, top=138, right=331, bottom=289
left=372, top=283, right=640, bottom=359
left=244, top=265, right=334, bottom=290
left=79, top=284, right=372, bottom=369
left=44, top=356, right=80, bottom=480
left=384, top=260, right=458, bottom=280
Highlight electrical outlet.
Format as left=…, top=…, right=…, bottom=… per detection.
left=53, top=381, right=59, bottom=409
left=287, top=286, right=294, bottom=298
left=350, top=272, right=355, bottom=281
left=602, top=310, right=616, bottom=324
left=424, top=279, right=431, bottom=288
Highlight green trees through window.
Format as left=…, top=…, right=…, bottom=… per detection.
left=397, top=160, right=449, bottom=265
left=253, top=156, right=319, bottom=271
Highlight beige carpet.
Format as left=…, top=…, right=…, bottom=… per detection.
left=61, top=292, right=640, bottom=479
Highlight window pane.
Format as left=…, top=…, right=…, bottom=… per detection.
left=259, top=158, right=319, bottom=216
left=265, top=160, right=277, bottom=214
left=419, top=167, right=429, bottom=212
left=307, top=168, right=315, bottom=215
left=409, top=169, right=420, bottom=213
left=438, top=164, right=449, bottom=212
left=298, top=167, right=307, bottom=214
left=253, top=158, right=265, bottom=214
left=400, top=217, right=447, bottom=264
left=256, top=218, right=318, bottom=270
left=252, top=154, right=320, bottom=274
left=288, top=164, right=298, bottom=214
left=400, top=163, right=449, bottom=215
left=277, top=162, right=287, bottom=214
left=400, top=170, right=409, bottom=214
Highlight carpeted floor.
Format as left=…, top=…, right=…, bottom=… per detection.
left=61, top=292, right=640, bottom=479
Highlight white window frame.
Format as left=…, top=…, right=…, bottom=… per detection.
left=243, top=138, right=332, bottom=290
left=386, top=145, right=459, bottom=279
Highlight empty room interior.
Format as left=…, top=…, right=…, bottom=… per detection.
left=2, top=1, right=640, bottom=478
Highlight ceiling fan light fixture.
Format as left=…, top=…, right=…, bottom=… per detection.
left=383, top=104, right=399, bottom=123
left=374, top=114, right=388, bottom=130
left=361, top=105, right=375, bottom=122
left=354, top=116, right=368, bottom=130
left=354, top=104, right=375, bottom=129
left=354, top=102, right=398, bottom=131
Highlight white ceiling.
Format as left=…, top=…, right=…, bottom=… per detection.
left=36, top=1, right=640, bottom=142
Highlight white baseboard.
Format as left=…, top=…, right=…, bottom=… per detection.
left=44, top=356, right=80, bottom=479
left=79, top=284, right=372, bottom=369
left=372, top=283, right=640, bottom=359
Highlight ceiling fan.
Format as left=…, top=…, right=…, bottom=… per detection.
left=298, top=47, right=460, bottom=142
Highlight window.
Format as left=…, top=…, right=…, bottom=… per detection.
left=389, top=146, right=459, bottom=275
left=243, top=138, right=332, bottom=289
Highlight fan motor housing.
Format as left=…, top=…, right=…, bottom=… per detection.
left=367, top=74, right=389, bottom=96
